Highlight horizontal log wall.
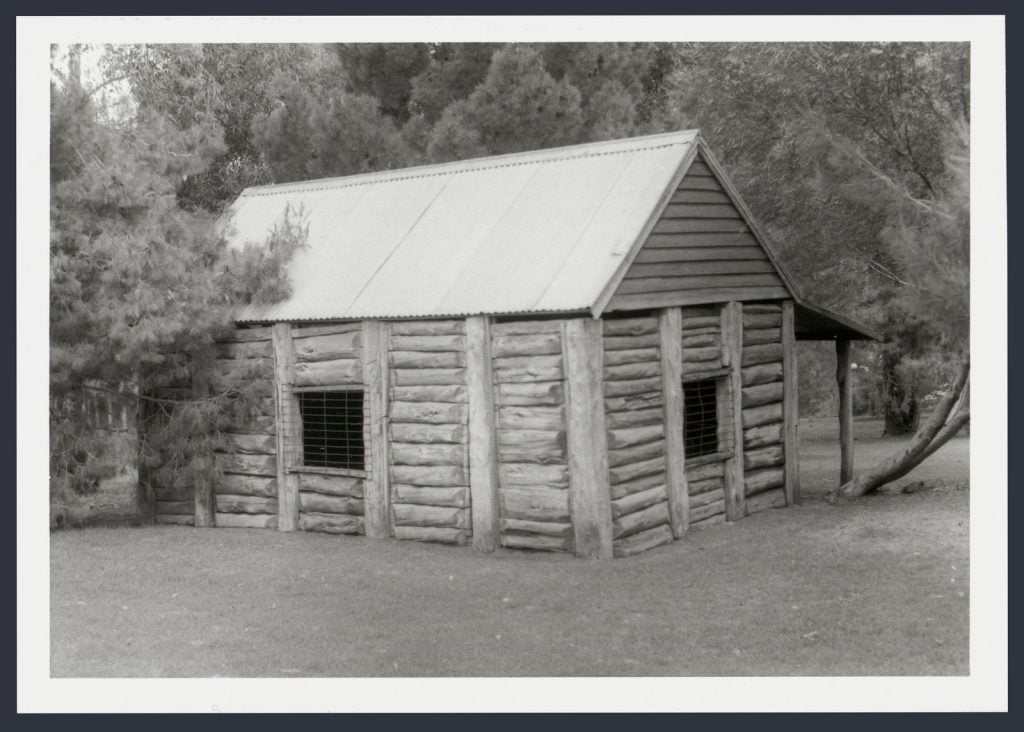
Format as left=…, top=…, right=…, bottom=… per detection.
left=388, top=320, right=471, bottom=546
left=740, top=304, right=787, bottom=516
left=602, top=316, right=673, bottom=557
left=290, top=322, right=368, bottom=535
left=492, top=320, right=572, bottom=553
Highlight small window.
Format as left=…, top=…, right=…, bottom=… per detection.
left=684, top=378, right=719, bottom=458
left=298, top=390, right=365, bottom=470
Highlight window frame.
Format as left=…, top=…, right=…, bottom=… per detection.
left=681, top=368, right=734, bottom=468
left=289, top=385, right=368, bottom=478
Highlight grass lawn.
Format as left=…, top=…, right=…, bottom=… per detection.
left=50, top=419, right=969, bottom=677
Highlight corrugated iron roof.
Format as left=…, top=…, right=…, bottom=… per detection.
left=225, top=130, right=701, bottom=322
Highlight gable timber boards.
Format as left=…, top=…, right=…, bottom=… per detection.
left=604, top=151, right=792, bottom=313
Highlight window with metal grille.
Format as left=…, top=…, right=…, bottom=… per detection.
left=683, top=378, right=719, bottom=458
left=298, top=390, right=365, bottom=470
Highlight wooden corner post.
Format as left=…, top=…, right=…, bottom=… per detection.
left=271, top=323, right=300, bottom=532
left=659, top=306, right=689, bottom=538
left=465, top=316, right=500, bottom=552
left=193, top=376, right=216, bottom=528
left=781, top=301, right=801, bottom=504
left=564, top=318, right=613, bottom=559
left=836, top=338, right=854, bottom=486
left=362, top=320, right=391, bottom=539
left=721, top=301, right=745, bottom=521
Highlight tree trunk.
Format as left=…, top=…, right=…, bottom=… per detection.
left=882, top=351, right=919, bottom=435
left=835, top=358, right=969, bottom=498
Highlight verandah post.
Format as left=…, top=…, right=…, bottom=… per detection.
left=362, top=320, right=392, bottom=539
left=465, top=316, right=500, bottom=552
left=782, top=301, right=801, bottom=504
left=563, top=318, right=613, bottom=559
left=659, top=306, right=689, bottom=538
left=721, top=301, right=745, bottom=520
left=836, top=339, right=854, bottom=486
left=271, top=323, right=300, bottom=532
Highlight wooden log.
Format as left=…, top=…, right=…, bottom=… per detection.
left=837, top=339, right=854, bottom=486
left=496, top=382, right=565, bottom=407
left=223, top=414, right=277, bottom=435
left=613, top=501, right=671, bottom=539
left=610, top=468, right=667, bottom=497
left=290, top=322, right=361, bottom=338
left=743, top=303, right=783, bottom=314
left=602, top=317, right=659, bottom=337
left=390, top=422, right=467, bottom=445
left=743, top=402, right=785, bottom=429
left=604, top=392, right=662, bottom=414
left=680, top=359, right=726, bottom=378
left=215, top=512, right=277, bottom=529
left=603, top=347, right=661, bottom=367
left=490, top=320, right=561, bottom=336
left=393, top=368, right=465, bottom=387
left=681, top=346, right=721, bottom=364
left=744, top=444, right=785, bottom=471
left=297, top=472, right=364, bottom=498
left=299, top=512, right=363, bottom=535
left=605, top=406, right=664, bottom=430
left=607, top=440, right=665, bottom=469
left=744, top=422, right=784, bottom=449
left=745, top=487, right=787, bottom=516
left=689, top=497, right=726, bottom=523
left=498, top=463, right=570, bottom=489
left=500, top=518, right=573, bottom=538
left=222, top=432, right=277, bottom=455
left=493, top=364, right=563, bottom=383
left=465, top=315, right=500, bottom=552
left=501, top=488, right=571, bottom=522
left=603, top=376, right=662, bottom=398
left=659, top=304, right=688, bottom=539
left=611, top=484, right=668, bottom=519
left=156, top=499, right=193, bottom=515
left=742, top=361, right=784, bottom=387
left=744, top=466, right=786, bottom=496
left=393, top=503, right=470, bottom=529
left=390, top=350, right=466, bottom=369
left=679, top=314, right=721, bottom=329
left=292, top=358, right=362, bottom=387
left=491, top=334, right=562, bottom=358
left=393, top=525, right=470, bottom=545
left=154, top=514, right=193, bottom=526
left=607, top=425, right=664, bottom=450
left=721, top=301, right=745, bottom=521
left=216, top=474, right=277, bottom=498
left=292, top=331, right=361, bottom=363
left=681, top=333, right=720, bottom=349
left=744, top=327, right=781, bottom=347
left=498, top=428, right=567, bottom=461
left=613, top=523, right=674, bottom=558
left=299, top=492, right=364, bottom=516
left=215, top=494, right=278, bottom=515
left=272, top=323, right=299, bottom=532
left=741, top=382, right=785, bottom=409
left=500, top=533, right=570, bottom=552
left=782, top=300, right=800, bottom=505
left=154, top=482, right=191, bottom=501
left=389, top=334, right=466, bottom=353
left=604, top=361, right=660, bottom=381
left=607, top=449, right=666, bottom=484
left=215, top=340, right=273, bottom=360
left=564, top=319, right=613, bottom=560
left=389, top=320, right=465, bottom=336
left=689, top=486, right=725, bottom=508
left=393, top=484, right=469, bottom=508
left=391, top=464, right=467, bottom=487
left=222, top=325, right=273, bottom=343
left=602, top=333, right=661, bottom=351
left=390, top=401, right=467, bottom=425
left=362, top=320, right=391, bottom=539
left=498, top=405, right=565, bottom=431
left=391, top=385, right=467, bottom=403
left=391, top=442, right=466, bottom=467
left=217, top=452, right=276, bottom=477
left=687, top=459, right=725, bottom=482
left=492, top=354, right=563, bottom=371
left=743, top=312, right=782, bottom=329
left=742, top=343, right=785, bottom=367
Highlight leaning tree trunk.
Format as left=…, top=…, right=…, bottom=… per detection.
left=835, top=358, right=969, bottom=498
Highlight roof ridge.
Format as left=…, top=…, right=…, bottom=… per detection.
left=240, top=129, right=700, bottom=199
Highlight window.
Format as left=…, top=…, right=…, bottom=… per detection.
left=683, top=378, right=719, bottom=458
left=298, top=390, right=365, bottom=470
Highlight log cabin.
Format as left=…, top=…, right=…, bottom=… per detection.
left=155, top=130, right=877, bottom=558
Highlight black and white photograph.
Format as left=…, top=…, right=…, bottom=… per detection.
left=18, top=13, right=1007, bottom=713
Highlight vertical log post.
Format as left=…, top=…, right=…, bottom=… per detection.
left=720, top=301, right=745, bottom=520
left=466, top=316, right=500, bottom=552
left=836, top=339, right=854, bottom=486
left=272, top=323, right=300, bottom=532
left=659, top=306, right=688, bottom=538
left=781, top=301, right=801, bottom=505
left=362, top=320, right=391, bottom=539
left=564, top=318, right=613, bottom=560
left=192, top=377, right=216, bottom=528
